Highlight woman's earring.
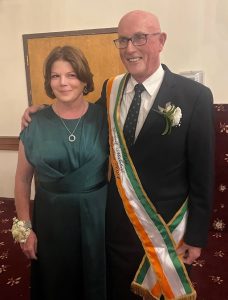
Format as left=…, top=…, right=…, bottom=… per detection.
left=83, top=86, right=88, bottom=94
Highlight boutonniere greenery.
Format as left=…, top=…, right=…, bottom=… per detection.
left=157, top=102, right=182, bottom=135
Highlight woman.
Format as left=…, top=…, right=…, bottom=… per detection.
left=12, top=46, right=108, bottom=300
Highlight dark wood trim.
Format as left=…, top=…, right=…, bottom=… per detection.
left=22, top=27, right=118, bottom=105
left=0, top=137, right=19, bottom=151
left=23, top=27, right=117, bottom=40
left=23, top=35, right=32, bottom=105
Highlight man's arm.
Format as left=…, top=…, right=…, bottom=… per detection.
left=21, top=80, right=109, bottom=129
left=184, top=86, right=214, bottom=251
left=172, top=84, right=214, bottom=265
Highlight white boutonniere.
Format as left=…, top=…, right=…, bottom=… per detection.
left=157, top=102, right=182, bottom=135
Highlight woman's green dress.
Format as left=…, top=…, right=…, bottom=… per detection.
left=20, top=104, right=108, bottom=300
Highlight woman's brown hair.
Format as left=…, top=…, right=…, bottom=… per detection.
left=44, top=46, right=94, bottom=99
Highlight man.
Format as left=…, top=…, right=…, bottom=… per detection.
left=22, top=10, right=214, bottom=300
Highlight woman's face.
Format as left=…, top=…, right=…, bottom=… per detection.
left=50, top=59, right=85, bottom=104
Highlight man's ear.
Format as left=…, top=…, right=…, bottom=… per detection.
left=159, top=32, right=167, bottom=51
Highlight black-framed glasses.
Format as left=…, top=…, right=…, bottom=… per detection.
left=113, top=32, right=161, bottom=49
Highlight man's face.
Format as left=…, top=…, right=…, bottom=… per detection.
left=118, top=14, right=166, bottom=82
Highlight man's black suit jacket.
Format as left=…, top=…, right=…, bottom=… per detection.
left=98, top=64, right=214, bottom=249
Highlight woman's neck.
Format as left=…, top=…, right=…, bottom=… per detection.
left=53, top=99, right=88, bottom=119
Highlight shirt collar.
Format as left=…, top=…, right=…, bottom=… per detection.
left=125, top=65, right=165, bottom=96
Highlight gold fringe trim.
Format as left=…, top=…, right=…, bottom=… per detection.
left=131, top=283, right=159, bottom=300
left=131, top=282, right=197, bottom=300
left=175, top=292, right=197, bottom=300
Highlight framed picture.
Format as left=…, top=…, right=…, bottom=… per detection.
left=23, top=28, right=125, bottom=105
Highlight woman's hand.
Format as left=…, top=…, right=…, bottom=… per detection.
left=20, top=229, right=38, bottom=260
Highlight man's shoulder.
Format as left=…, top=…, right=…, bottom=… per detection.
left=163, top=64, right=210, bottom=91
left=91, top=102, right=106, bottom=114
left=97, top=73, right=129, bottom=107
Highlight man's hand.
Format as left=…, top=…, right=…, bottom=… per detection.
left=21, top=104, right=46, bottom=130
left=177, top=242, right=201, bottom=265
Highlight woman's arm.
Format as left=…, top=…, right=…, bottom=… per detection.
left=14, top=141, right=37, bottom=259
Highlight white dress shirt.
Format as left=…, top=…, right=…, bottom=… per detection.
left=120, top=65, right=165, bottom=141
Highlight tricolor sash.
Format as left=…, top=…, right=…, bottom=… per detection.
left=106, top=74, right=196, bottom=300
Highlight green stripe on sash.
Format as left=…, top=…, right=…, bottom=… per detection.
left=135, top=256, right=150, bottom=284
left=170, top=201, right=188, bottom=233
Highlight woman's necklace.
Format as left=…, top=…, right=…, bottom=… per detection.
left=59, top=116, right=81, bottom=142
left=55, top=102, right=87, bottom=142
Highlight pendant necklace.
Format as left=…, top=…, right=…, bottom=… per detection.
left=59, top=116, right=81, bottom=142
left=55, top=102, right=87, bottom=142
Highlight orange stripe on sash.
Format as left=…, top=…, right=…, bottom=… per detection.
left=151, top=282, right=162, bottom=298
left=106, top=77, right=115, bottom=99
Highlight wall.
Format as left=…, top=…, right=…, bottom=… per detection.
left=0, top=0, right=227, bottom=197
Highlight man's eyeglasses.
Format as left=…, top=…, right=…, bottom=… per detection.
left=113, top=32, right=161, bottom=49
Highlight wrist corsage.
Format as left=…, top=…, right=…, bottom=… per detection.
left=157, top=102, right=182, bottom=135
left=11, top=217, right=32, bottom=243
